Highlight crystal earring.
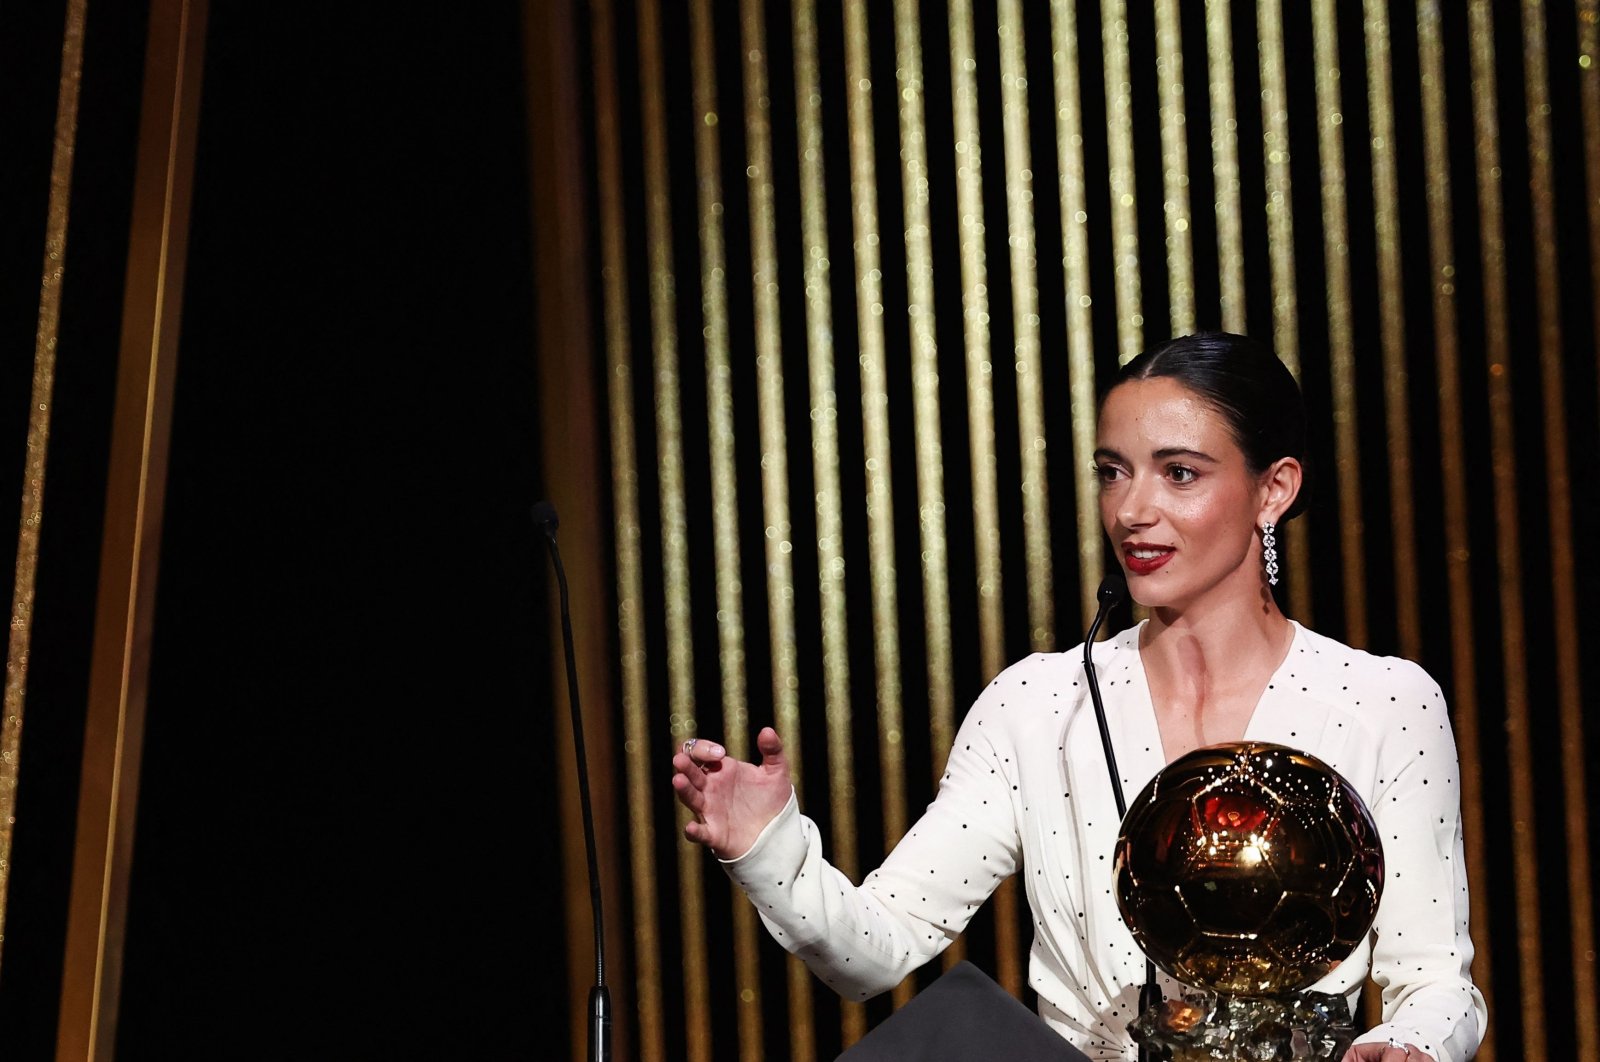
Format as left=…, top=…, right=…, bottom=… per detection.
left=1262, top=521, right=1279, bottom=587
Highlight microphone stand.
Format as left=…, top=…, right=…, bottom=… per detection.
left=1083, top=573, right=1161, bottom=1062
left=534, top=501, right=611, bottom=1062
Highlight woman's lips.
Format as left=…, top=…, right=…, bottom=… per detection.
left=1123, top=545, right=1174, bottom=575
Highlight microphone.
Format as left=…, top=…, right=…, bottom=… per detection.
left=1083, top=570, right=1127, bottom=816
left=533, top=500, right=611, bottom=1062
left=1080, top=569, right=1161, bottom=1058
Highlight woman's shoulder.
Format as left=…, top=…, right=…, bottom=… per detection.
left=967, top=625, right=1142, bottom=724
left=1290, top=622, right=1448, bottom=720
left=1293, top=622, right=1435, bottom=679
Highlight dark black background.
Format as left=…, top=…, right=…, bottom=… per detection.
left=2, top=2, right=569, bottom=1058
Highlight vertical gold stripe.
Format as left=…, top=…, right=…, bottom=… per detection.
left=1362, top=0, right=1422, bottom=661
left=686, top=5, right=763, bottom=1056
left=948, top=0, right=1006, bottom=689
left=738, top=0, right=799, bottom=789
left=997, top=1, right=1056, bottom=657
left=841, top=0, right=907, bottom=878
left=1101, top=0, right=1144, bottom=362
left=889, top=0, right=950, bottom=1005
left=891, top=0, right=954, bottom=832
left=1049, top=0, right=1104, bottom=634
left=636, top=0, right=711, bottom=1057
left=591, top=0, right=663, bottom=1055
left=1307, top=5, right=1371, bottom=1021
left=1582, top=1, right=1600, bottom=419
left=992, top=4, right=1056, bottom=991
left=1309, top=0, right=1366, bottom=649
left=1521, top=2, right=1595, bottom=1053
left=1416, top=4, right=1495, bottom=1051
left=1360, top=0, right=1419, bottom=1025
left=56, top=1, right=206, bottom=1053
left=791, top=0, right=841, bottom=825
left=1255, top=0, right=1298, bottom=377
left=1153, top=0, right=1195, bottom=336
left=1049, top=0, right=1105, bottom=634
left=1205, top=0, right=1247, bottom=332
left=787, top=0, right=832, bottom=1054
left=995, top=5, right=1057, bottom=993
left=525, top=0, right=627, bottom=1053
left=0, top=0, right=87, bottom=959
left=1466, top=10, right=1545, bottom=1057
left=842, top=0, right=901, bottom=1041
left=736, top=0, right=812, bottom=1052
left=687, top=0, right=743, bottom=774
left=1255, top=0, right=1311, bottom=622
left=945, top=0, right=1003, bottom=979
left=1568, top=0, right=1600, bottom=1042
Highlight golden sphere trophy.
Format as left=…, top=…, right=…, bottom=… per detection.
left=1114, top=742, right=1384, bottom=1061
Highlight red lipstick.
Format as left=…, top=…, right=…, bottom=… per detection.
left=1122, top=543, right=1175, bottom=576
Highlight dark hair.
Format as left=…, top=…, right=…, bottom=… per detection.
left=1104, top=331, right=1311, bottom=520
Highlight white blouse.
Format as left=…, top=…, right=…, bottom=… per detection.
left=722, top=621, right=1487, bottom=1061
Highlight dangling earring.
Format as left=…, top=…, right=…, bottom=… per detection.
left=1261, top=522, right=1279, bottom=587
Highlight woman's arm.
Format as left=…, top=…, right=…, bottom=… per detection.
left=1346, top=665, right=1487, bottom=1062
left=716, top=694, right=1024, bottom=1001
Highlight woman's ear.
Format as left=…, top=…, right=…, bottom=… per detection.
left=1258, top=456, right=1303, bottom=525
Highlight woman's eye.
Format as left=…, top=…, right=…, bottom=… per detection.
left=1167, top=465, right=1198, bottom=484
left=1093, top=463, right=1124, bottom=485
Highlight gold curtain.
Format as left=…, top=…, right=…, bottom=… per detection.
left=570, top=1, right=1600, bottom=1058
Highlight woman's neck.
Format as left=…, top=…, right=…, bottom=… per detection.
left=1138, top=583, right=1295, bottom=759
left=1141, top=585, right=1294, bottom=693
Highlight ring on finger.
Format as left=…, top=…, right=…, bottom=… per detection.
left=1386, top=1039, right=1411, bottom=1058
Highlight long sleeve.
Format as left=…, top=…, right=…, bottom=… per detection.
left=720, top=691, right=1023, bottom=1001
left=1347, top=664, right=1487, bottom=1062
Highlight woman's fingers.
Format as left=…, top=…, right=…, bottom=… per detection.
left=678, top=737, right=727, bottom=771
left=755, top=727, right=786, bottom=770
left=672, top=751, right=710, bottom=790
left=1341, top=1041, right=1429, bottom=1062
left=670, top=770, right=706, bottom=813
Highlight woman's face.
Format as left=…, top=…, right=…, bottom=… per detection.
left=1095, top=376, right=1277, bottom=611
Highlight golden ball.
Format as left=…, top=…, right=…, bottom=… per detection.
left=1112, top=742, right=1384, bottom=996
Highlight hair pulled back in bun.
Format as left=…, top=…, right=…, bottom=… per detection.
left=1105, top=332, right=1311, bottom=521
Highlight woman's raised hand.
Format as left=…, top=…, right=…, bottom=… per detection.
left=671, top=726, right=793, bottom=860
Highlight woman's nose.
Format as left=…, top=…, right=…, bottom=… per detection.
left=1117, top=475, right=1159, bottom=529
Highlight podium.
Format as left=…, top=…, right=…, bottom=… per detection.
left=837, top=962, right=1092, bottom=1061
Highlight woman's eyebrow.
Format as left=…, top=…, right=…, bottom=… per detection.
left=1152, top=446, right=1217, bottom=462
left=1094, top=445, right=1217, bottom=462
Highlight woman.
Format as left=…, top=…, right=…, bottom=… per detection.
left=671, top=334, right=1486, bottom=1062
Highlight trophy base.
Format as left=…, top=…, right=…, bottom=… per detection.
left=1128, top=988, right=1357, bottom=1061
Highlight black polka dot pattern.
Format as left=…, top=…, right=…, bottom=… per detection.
left=717, top=621, right=1486, bottom=1061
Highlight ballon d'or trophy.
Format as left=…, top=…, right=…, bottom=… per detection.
left=1114, top=742, right=1384, bottom=1061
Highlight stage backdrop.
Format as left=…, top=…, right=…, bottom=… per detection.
left=535, top=1, right=1600, bottom=1060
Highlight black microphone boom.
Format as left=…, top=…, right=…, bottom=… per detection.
left=1083, top=571, right=1127, bottom=818
left=534, top=500, right=611, bottom=1062
left=1080, top=569, right=1161, bottom=1060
